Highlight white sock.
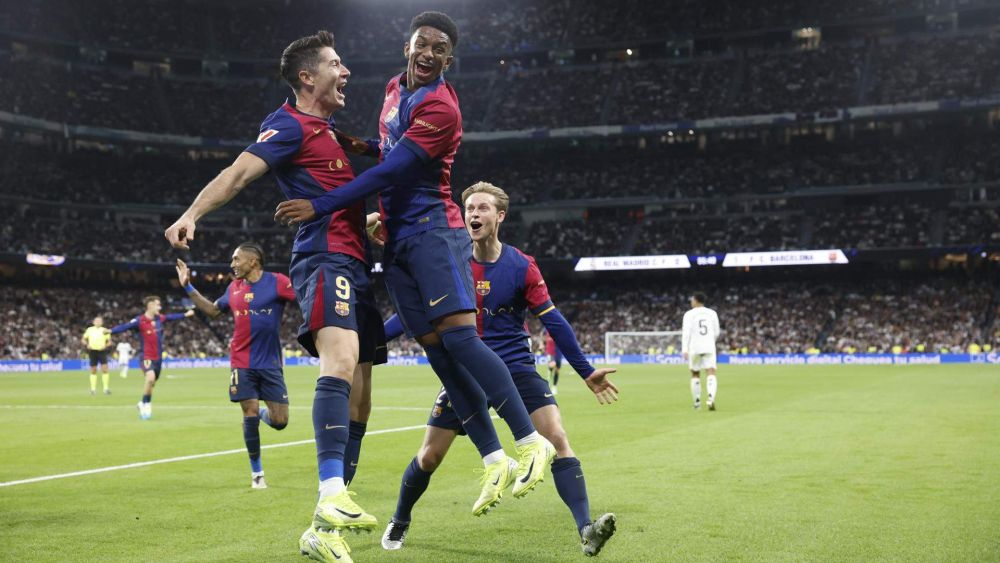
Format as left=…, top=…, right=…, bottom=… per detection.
left=707, top=375, right=717, bottom=404
left=252, top=470, right=264, bottom=478
left=482, top=449, right=506, bottom=466
left=318, top=477, right=346, bottom=499
left=514, top=431, right=541, bottom=447
left=690, top=377, right=701, bottom=405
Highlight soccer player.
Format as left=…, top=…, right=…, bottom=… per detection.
left=163, top=31, right=383, bottom=561
left=176, top=244, right=295, bottom=489
left=81, top=316, right=112, bottom=395
left=110, top=297, right=194, bottom=419
left=682, top=292, right=721, bottom=410
left=545, top=329, right=563, bottom=395
left=380, top=182, right=619, bottom=557
left=116, top=340, right=133, bottom=378
left=274, top=12, right=555, bottom=517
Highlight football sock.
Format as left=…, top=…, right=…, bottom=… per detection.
left=690, top=377, right=701, bottom=405
left=707, top=374, right=717, bottom=403
left=514, top=432, right=542, bottom=447
left=89, top=374, right=97, bottom=392
left=344, top=420, right=367, bottom=485
left=314, top=376, right=351, bottom=498
left=102, top=372, right=109, bottom=391
left=258, top=406, right=273, bottom=427
left=552, top=457, right=591, bottom=533
left=243, top=416, right=262, bottom=473
left=482, top=450, right=507, bottom=465
left=439, top=325, right=536, bottom=440
left=423, top=343, right=502, bottom=457
left=393, top=457, right=433, bottom=523
left=553, top=370, right=560, bottom=387
left=142, top=394, right=151, bottom=404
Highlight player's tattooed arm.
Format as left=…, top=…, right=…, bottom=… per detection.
left=165, top=152, right=269, bottom=250
left=334, top=129, right=380, bottom=158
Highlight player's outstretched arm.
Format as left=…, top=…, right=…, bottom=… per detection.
left=165, top=152, right=270, bottom=250
left=274, top=142, right=424, bottom=225
left=175, top=259, right=223, bottom=318
left=538, top=306, right=619, bottom=404
left=334, top=129, right=381, bottom=158
left=109, top=319, right=138, bottom=335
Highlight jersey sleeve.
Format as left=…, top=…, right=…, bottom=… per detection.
left=398, top=97, right=459, bottom=162
left=243, top=113, right=303, bottom=170
left=523, top=256, right=554, bottom=316
left=275, top=273, right=296, bottom=302
left=110, top=317, right=139, bottom=334
left=214, top=282, right=233, bottom=313
left=164, top=313, right=186, bottom=322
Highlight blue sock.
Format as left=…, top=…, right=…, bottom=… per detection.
left=344, top=420, right=367, bottom=485
left=243, top=416, right=262, bottom=473
left=439, top=325, right=535, bottom=440
left=393, top=457, right=433, bottom=523
left=552, top=457, right=591, bottom=533
left=259, top=406, right=272, bottom=428
left=313, top=376, right=351, bottom=481
left=424, top=343, right=502, bottom=457
left=141, top=394, right=151, bottom=404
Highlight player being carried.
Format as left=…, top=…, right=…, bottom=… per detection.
left=177, top=244, right=295, bottom=489
left=163, top=30, right=384, bottom=562
left=81, top=316, right=112, bottom=395
left=380, top=182, right=620, bottom=557
left=682, top=292, right=720, bottom=410
left=110, top=297, right=194, bottom=419
left=274, top=12, right=556, bottom=521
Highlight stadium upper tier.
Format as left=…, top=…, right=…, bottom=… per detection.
left=2, top=0, right=989, bottom=60
left=2, top=30, right=1000, bottom=138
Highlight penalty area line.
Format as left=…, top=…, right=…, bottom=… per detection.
left=0, top=423, right=428, bottom=489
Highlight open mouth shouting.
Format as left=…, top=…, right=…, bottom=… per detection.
left=414, top=59, right=435, bottom=81
left=335, top=80, right=347, bottom=103
left=469, top=219, right=484, bottom=236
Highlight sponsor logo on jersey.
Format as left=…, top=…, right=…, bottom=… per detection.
left=257, top=129, right=279, bottom=142
left=476, top=280, right=491, bottom=296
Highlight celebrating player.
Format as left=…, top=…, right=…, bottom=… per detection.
left=380, top=182, right=619, bottom=557
left=274, top=12, right=555, bottom=517
left=116, top=340, right=133, bottom=379
left=177, top=244, right=295, bottom=489
left=163, top=30, right=383, bottom=562
left=81, top=316, right=112, bottom=395
left=682, top=292, right=721, bottom=410
left=110, top=297, right=194, bottom=419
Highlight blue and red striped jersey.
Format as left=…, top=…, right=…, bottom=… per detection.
left=470, top=245, right=554, bottom=372
left=377, top=73, right=465, bottom=241
left=245, top=101, right=367, bottom=262
left=111, top=313, right=186, bottom=360
left=215, top=272, right=295, bottom=369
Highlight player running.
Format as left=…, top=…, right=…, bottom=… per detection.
left=163, top=30, right=383, bottom=562
left=116, top=340, right=133, bottom=379
left=176, top=244, right=294, bottom=489
left=682, top=292, right=721, bottom=410
left=274, top=12, right=555, bottom=518
left=110, top=297, right=194, bottom=419
left=82, top=316, right=112, bottom=395
left=380, top=182, right=619, bottom=557
left=545, top=329, right=563, bottom=395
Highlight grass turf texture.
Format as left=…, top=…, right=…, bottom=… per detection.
left=1, top=364, right=998, bottom=562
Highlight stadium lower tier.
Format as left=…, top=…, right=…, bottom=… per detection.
left=3, top=276, right=995, bottom=361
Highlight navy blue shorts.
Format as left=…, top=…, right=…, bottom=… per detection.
left=142, top=359, right=162, bottom=380
left=290, top=252, right=387, bottom=364
left=384, top=228, right=476, bottom=338
left=427, top=367, right=556, bottom=433
left=229, top=368, right=289, bottom=403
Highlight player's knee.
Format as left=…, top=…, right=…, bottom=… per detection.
left=417, top=445, right=444, bottom=472
left=271, top=417, right=288, bottom=430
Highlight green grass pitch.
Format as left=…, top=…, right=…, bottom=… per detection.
left=1, top=364, right=998, bottom=562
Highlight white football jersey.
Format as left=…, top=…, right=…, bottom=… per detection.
left=116, top=342, right=133, bottom=356
left=682, top=306, right=720, bottom=355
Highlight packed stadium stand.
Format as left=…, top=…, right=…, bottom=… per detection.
left=1, top=0, right=999, bottom=361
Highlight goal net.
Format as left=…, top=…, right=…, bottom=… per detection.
left=604, top=331, right=683, bottom=363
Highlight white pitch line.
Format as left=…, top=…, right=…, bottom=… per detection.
left=0, top=423, right=427, bottom=489
left=0, top=405, right=428, bottom=412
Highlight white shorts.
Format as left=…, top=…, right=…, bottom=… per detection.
left=689, top=353, right=717, bottom=372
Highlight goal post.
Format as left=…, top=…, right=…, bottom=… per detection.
left=604, top=331, right=683, bottom=363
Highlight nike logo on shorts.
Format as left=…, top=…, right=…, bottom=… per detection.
left=429, top=294, right=449, bottom=307
left=544, top=393, right=554, bottom=398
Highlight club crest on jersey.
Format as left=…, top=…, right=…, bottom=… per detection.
left=384, top=106, right=398, bottom=123
left=476, top=280, right=491, bottom=296
left=335, top=301, right=350, bottom=317
left=257, top=129, right=279, bottom=142
left=244, top=292, right=254, bottom=303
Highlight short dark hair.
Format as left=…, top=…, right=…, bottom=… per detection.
left=237, top=242, right=265, bottom=266
left=143, top=295, right=160, bottom=306
left=692, top=292, right=707, bottom=305
left=280, top=30, right=335, bottom=90
left=410, top=11, right=459, bottom=49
